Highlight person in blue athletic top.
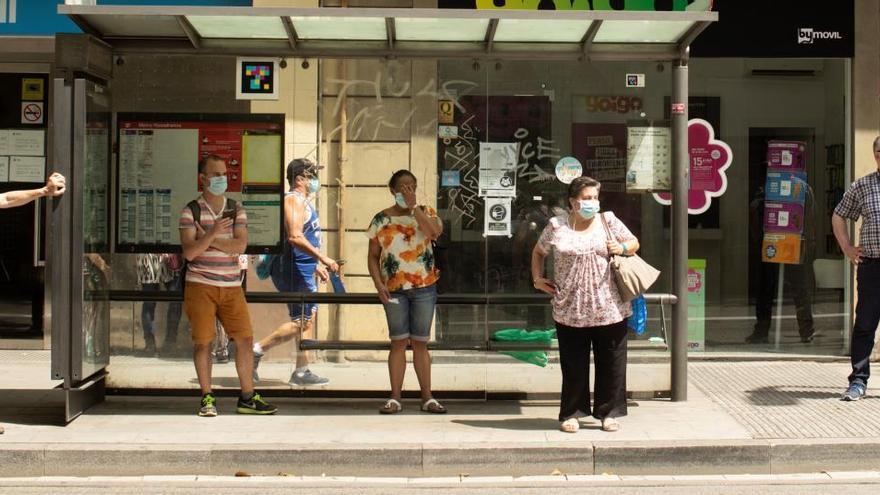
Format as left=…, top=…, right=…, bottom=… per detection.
left=252, top=158, right=339, bottom=386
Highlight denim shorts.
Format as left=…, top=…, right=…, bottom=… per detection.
left=270, top=261, right=317, bottom=321
left=383, top=285, right=437, bottom=342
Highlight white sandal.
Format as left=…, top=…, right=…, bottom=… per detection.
left=560, top=418, right=580, bottom=433
left=601, top=417, right=619, bottom=432
left=379, top=398, right=402, bottom=414
left=420, top=398, right=447, bottom=414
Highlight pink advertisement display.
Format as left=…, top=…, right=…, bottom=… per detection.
left=654, top=118, right=733, bottom=215
left=766, top=140, right=806, bottom=170
left=763, top=201, right=805, bottom=234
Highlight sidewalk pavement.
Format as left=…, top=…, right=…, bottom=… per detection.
left=2, top=361, right=880, bottom=477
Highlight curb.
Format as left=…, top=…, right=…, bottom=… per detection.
left=2, top=439, right=880, bottom=477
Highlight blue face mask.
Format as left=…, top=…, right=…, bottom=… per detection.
left=578, top=199, right=600, bottom=219
left=308, top=177, right=320, bottom=194
left=207, top=175, right=228, bottom=196
left=394, top=192, right=409, bottom=209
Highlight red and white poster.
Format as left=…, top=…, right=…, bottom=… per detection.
left=117, top=116, right=284, bottom=249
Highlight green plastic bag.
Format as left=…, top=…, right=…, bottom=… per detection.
left=492, top=328, right=557, bottom=368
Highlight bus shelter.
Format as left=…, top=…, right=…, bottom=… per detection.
left=45, top=4, right=715, bottom=422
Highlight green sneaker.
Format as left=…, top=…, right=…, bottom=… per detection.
left=236, top=392, right=277, bottom=415
left=198, top=393, right=218, bottom=417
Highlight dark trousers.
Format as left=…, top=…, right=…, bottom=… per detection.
left=556, top=320, right=628, bottom=422
left=754, top=262, right=815, bottom=338
left=141, top=276, right=183, bottom=346
left=849, top=259, right=880, bottom=386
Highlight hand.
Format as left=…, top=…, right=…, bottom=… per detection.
left=844, top=245, right=863, bottom=264
left=375, top=282, right=392, bottom=304
left=533, top=277, right=556, bottom=296
left=400, top=184, right=417, bottom=209
left=607, top=240, right=624, bottom=256
left=321, top=256, right=340, bottom=273
left=207, top=217, right=234, bottom=239
left=315, top=264, right=329, bottom=282
left=44, top=173, right=66, bottom=197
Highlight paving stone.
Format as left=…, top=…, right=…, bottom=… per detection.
left=691, top=362, right=880, bottom=439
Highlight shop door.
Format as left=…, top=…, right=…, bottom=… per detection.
left=747, top=128, right=815, bottom=307
left=0, top=72, right=50, bottom=344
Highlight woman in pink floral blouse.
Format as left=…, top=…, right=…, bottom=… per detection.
left=531, top=176, right=640, bottom=433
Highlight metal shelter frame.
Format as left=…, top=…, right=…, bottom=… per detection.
left=53, top=4, right=718, bottom=404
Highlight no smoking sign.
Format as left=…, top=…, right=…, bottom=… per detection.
left=22, top=102, right=44, bottom=125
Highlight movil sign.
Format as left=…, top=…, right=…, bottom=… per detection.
left=797, top=27, right=843, bottom=44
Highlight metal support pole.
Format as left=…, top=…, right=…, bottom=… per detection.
left=774, top=264, right=785, bottom=350
left=671, top=58, right=689, bottom=402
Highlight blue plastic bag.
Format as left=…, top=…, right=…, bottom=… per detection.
left=255, top=254, right=276, bottom=281
left=329, top=272, right=346, bottom=293
left=627, top=295, right=647, bottom=335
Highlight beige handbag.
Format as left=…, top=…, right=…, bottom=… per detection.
left=600, top=213, right=661, bottom=303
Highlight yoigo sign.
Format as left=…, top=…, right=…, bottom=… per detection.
left=797, top=27, right=843, bottom=45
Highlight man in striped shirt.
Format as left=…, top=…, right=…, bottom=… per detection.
left=180, top=154, right=276, bottom=417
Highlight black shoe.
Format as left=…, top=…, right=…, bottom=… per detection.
left=236, top=392, right=278, bottom=415
left=800, top=332, right=815, bottom=343
left=143, top=339, right=158, bottom=356
left=745, top=332, right=769, bottom=344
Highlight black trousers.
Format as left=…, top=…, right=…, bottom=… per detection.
left=754, top=262, right=815, bottom=338
left=556, top=320, right=628, bottom=422
left=850, top=259, right=880, bottom=386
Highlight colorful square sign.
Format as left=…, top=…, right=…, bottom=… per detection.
left=765, top=170, right=807, bottom=204
left=236, top=58, right=279, bottom=100
left=767, top=140, right=806, bottom=170
left=763, top=201, right=805, bottom=234
left=687, top=259, right=706, bottom=352
left=761, top=233, right=803, bottom=264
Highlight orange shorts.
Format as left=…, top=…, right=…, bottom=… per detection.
left=184, top=282, right=253, bottom=345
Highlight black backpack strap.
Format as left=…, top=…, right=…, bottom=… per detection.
left=186, top=199, right=201, bottom=229
left=227, top=198, right=238, bottom=228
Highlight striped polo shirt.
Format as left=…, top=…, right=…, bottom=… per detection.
left=179, top=196, right=247, bottom=287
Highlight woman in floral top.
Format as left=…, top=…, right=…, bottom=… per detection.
left=367, top=170, right=445, bottom=415
left=532, top=176, right=639, bottom=434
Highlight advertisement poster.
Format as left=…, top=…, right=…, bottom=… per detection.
left=572, top=123, right=628, bottom=192
left=762, top=233, right=803, bottom=264
left=687, top=259, right=706, bottom=352
left=484, top=197, right=512, bottom=237
left=767, top=141, right=806, bottom=170
left=478, top=142, right=518, bottom=198
left=763, top=201, right=805, bottom=234
left=653, top=118, right=733, bottom=215
left=626, top=125, right=671, bottom=192
left=765, top=170, right=807, bottom=204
